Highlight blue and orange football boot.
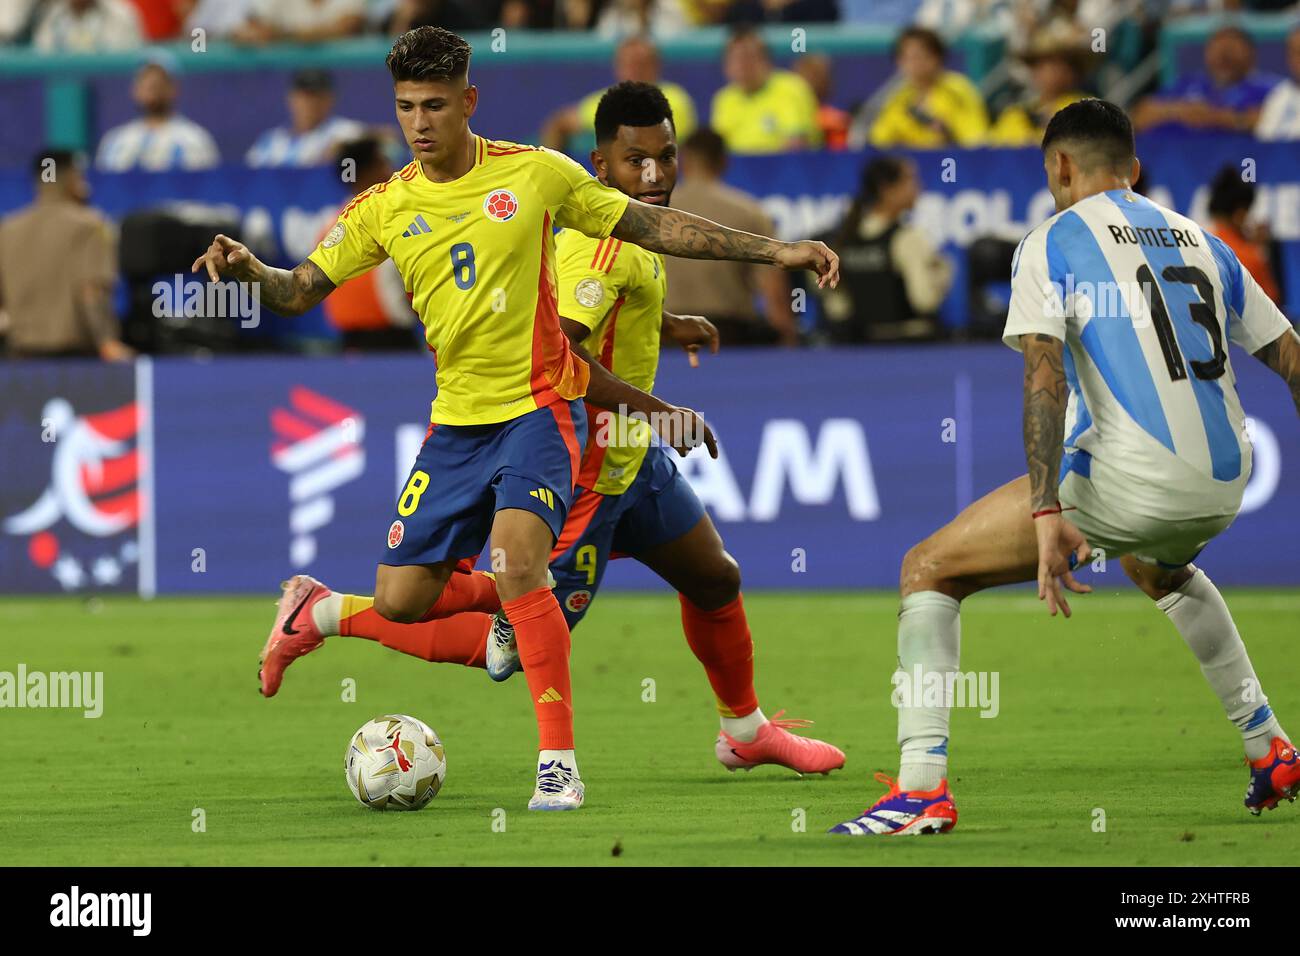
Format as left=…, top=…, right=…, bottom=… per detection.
left=1244, top=737, right=1300, bottom=816
left=828, top=772, right=958, bottom=836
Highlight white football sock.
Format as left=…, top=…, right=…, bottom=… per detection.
left=311, top=593, right=342, bottom=637
left=896, top=590, right=960, bottom=792
left=539, top=749, right=578, bottom=776
left=1157, top=567, right=1285, bottom=761
left=721, top=707, right=768, bottom=743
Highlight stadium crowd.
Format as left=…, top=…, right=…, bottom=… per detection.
left=0, top=1, right=1297, bottom=358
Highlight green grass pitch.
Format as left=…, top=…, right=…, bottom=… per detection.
left=1, top=588, right=1297, bottom=866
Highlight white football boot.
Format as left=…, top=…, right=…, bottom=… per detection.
left=483, top=569, right=555, bottom=682
left=528, top=758, right=585, bottom=811
left=485, top=613, right=520, bottom=682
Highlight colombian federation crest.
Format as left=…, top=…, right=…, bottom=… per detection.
left=564, top=589, right=592, bottom=613
left=483, top=189, right=519, bottom=222
left=387, top=520, right=405, bottom=549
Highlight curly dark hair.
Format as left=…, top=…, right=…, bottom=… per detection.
left=594, top=81, right=675, bottom=144
left=387, top=26, right=472, bottom=84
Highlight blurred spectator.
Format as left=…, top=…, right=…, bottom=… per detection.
left=321, top=137, right=421, bottom=351
left=558, top=0, right=599, bottom=28
left=34, top=0, right=145, bottom=52
left=815, top=155, right=951, bottom=342
left=1132, top=25, right=1280, bottom=133
left=542, top=36, right=697, bottom=154
left=861, top=26, right=988, bottom=148
left=915, top=0, right=1013, bottom=37
left=710, top=26, right=821, bottom=154
left=837, top=0, right=922, bottom=23
left=721, top=0, right=840, bottom=25
left=1206, top=165, right=1281, bottom=305
left=1257, top=25, right=1300, bottom=141
left=596, top=0, right=691, bottom=37
left=178, top=0, right=257, bottom=40
left=387, top=0, right=489, bottom=32
left=1006, top=1, right=1110, bottom=56
left=127, top=0, right=183, bottom=39
left=1164, top=0, right=1246, bottom=14
left=0, top=0, right=44, bottom=43
left=0, top=151, right=132, bottom=361
left=794, top=53, right=851, bottom=150
left=95, top=60, right=220, bottom=172
left=664, top=128, right=797, bottom=346
left=988, top=34, right=1091, bottom=146
left=233, top=0, right=366, bottom=44
left=247, top=69, right=366, bottom=168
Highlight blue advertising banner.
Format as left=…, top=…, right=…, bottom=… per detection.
left=2, top=346, right=1295, bottom=594
left=2, top=134, right=1295, bottom=336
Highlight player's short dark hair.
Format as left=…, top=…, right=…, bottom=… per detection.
left=892, top=26, right=946, bottom=62
left=682, top=127, right=727, bottom=173
left=1040, top=98, right=1135, bottom=172
left=1208, top=164, right=1255, bottom=219
left=594, top=81, right=675, bottom=145
left=31, top=148, right=81, bottom=181
left=387, top=26, right=472, bottom=84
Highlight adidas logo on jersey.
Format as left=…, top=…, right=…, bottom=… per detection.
left=401, top=214, right=433, bottom=238
left=529, top=487, right=555, bottom=510
left=536, top=687, right=564, bottom=704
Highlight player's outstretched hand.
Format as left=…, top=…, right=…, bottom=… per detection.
left=665, top=313, right=719, bottom=368
left=658, top=405, right=718, bottom=459
left=190, top=234, right=260, bottom=283
left=1034, top=512, right=1092, bottom=618
left=775, top=240, right=840, bottom=289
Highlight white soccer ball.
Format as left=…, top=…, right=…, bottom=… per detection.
left=345, top=714, right=446, bottom=810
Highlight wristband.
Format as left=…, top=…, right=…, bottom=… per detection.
left=1031, top=505, right=1077, bottom=519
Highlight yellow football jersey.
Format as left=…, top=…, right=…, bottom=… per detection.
left=554, top=229, right=666, bottom=496
left=309, top=135, right=631, bottom=425
left=710, top=70, right=821, bottom=154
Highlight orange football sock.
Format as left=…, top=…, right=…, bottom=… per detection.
left=422, top=570, right=500, bottom=619
left=505, top=586, right=574, bottom=750
left=680, top=593, right=760, bottom=718
left=340, top=595, right=490, bottom=668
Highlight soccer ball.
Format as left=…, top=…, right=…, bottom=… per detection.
left=344, top=714, right=446, bottom=810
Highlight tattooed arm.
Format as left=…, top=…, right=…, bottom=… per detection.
left=191, top=234, right=335, bottom=317
left=1021, top=332, right=1069, bottom=512
left=611, top=199, right=840, bottom=288
left=1253, top=328, right=1300, bottom=416
left=1020, top=332, right=1091, bottom=617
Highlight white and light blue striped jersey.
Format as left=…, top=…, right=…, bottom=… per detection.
left=245, top=117, right=366, bottom=168
left=1004, top=188, right=1293, bottom=518
left=95, top=117, right=220, bottom=172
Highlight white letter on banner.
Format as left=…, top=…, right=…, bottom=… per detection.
left=748, top=420, right=880, bottom=522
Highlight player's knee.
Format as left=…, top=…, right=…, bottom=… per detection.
left=493, top=553, right=549, bottom=599
left=682, top=551, right=742, bottom=610
left=372, top=585, right=428, bottom=624
left=899, top=541, right=942, bottom=595
left=1122, top=556, right=1195, bottom=601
